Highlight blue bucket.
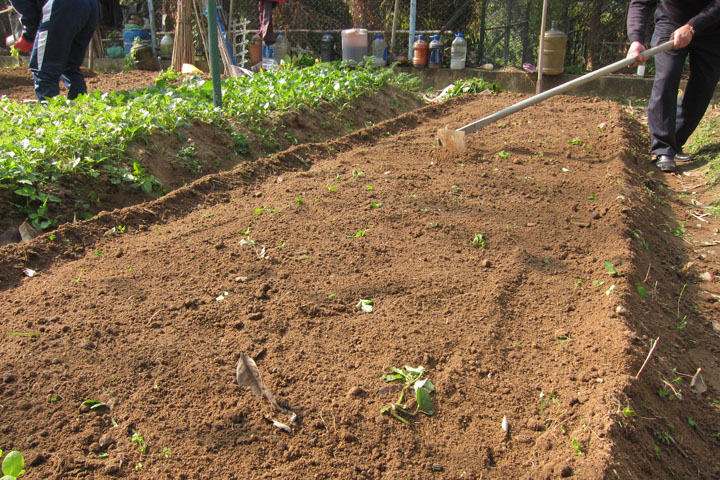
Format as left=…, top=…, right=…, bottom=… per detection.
left=123, top=28, right=150, bottom=55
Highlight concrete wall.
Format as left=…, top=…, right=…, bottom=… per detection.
left=398, top=66, right=720, bottom=101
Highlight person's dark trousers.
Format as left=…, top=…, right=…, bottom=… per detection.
left=29, top=0, right=99, bottom=101
left=648, top=7, right=720, bottom=157
left=258, top=0, right=277, bottom=45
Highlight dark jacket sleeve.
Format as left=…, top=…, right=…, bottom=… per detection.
left=627, top=0, right=658, bottom=44
left=9, top=0, right=42, bottom=41
left=687, top=1, right=720, bottom=34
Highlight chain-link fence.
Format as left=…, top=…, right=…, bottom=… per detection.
left=0, top=0, right=634, bottom=72
left=225, top=0, right=632, bottom=71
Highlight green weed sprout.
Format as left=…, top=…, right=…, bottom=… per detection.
left=380, top=366, right=435, bottom=424
left=131, top=430, right=148, bottom=454
left=471, top=233, right=486, bottom=248
left=0, top=449, right=26, bottom=479
left=572, top=439, right=584, bottom=455
left=604, top=261, right=623, bottom=277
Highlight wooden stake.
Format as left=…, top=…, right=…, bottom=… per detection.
left=192, top=0, right=210, bottom=64
left=536, top=0, right=548, bottom=94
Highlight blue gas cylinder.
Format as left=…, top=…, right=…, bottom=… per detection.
left=123, top=27, right=151, bottom=55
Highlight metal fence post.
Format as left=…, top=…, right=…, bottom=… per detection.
left=478, top=1, right=487, bottom=64
left=207, top=0, right=222, bottom=107
left=408, top=0, right=416, bottom=60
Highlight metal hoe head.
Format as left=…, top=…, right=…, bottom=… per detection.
left=437, top=128, right=466, bottom=154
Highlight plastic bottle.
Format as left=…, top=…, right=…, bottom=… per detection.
left=159, top=32, right=174, bottom=59
left=413, top=34, right=429, bottom=67
left=274, top=31, right=289, bottom=64
left=320, top=30, right=335, bottom=62
left=541, top=21, right=567, bottom=75
left=262, top=43, right=278, bottom=71
left=371, top=33, right=388, bottom=66
left=450, top=32, right=467, bottom=70
left=429, top=34, right=443, bottom=68
left=341, top=28, right=368, bottom=64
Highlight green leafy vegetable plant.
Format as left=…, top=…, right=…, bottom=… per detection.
left=673, top=223, right=686, bottom=237
left=676, top=316, right=687, bottom=333
left=380, top=366, right=435, bottom=424
left=470, top=233, right=486, bottom=248
left=0, top=449, right=26, bottom=479
left=81, top=399, right=107, bottom=411
left=621, top=406, right=636, bottom=417
left=0, top=61, right=417, bottom=230
left=131, top=430, right=148, bottom=454
left=632, top=231, right=649, bottom=250
left=604, top=261, right=623, bottom=277
left=440, top=78, right=502, bottom=98
left=572, top=439, right=584, bottom=455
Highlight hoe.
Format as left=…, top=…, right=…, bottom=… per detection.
left=437, top=40, right=674, bottom=153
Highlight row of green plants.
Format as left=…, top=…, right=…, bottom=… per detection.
left=0, top=59, right=420, bottom=229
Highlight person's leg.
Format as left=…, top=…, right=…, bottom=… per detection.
left=258, top=0, right=276, bottom=45
left=28, top=0, right=67, bottom=101
left=675, top=30, right=720, bottom=151
left=647, top=13, right=687, bottom=157
left=62, top=0, right=98, bottom=99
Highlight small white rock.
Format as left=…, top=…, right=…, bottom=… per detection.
left=699, top=271, right=714, bottom=282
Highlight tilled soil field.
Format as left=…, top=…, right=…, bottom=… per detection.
left=1, top=74, right=719, bottom=479
left=0, top=66, right=161, bottom=102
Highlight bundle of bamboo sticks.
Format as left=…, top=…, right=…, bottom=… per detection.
left=171, top=0, right=194, bottom=70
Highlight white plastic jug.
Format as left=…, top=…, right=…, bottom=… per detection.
left=341, top=29, right=368, bottom=64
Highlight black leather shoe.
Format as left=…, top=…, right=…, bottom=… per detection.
left=654, top=154, right=676, bottom=172
left=675, top=152, right=694, bottom=162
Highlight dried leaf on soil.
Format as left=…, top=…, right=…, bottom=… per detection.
left=236, top=352, right=297, bottom=427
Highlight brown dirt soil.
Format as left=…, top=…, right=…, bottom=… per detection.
left=1, top=70, right=719, bottom=479
left=0, top=66, right=161, bottom=102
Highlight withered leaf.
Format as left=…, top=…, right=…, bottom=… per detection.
left=236, top=352, right=276, bottom=403
left=236, top=352, right=296, bottom=423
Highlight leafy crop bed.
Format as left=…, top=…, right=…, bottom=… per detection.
left=0, top=84, right=719, bottom=478
left=0, top=64, right=420, bottom=236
